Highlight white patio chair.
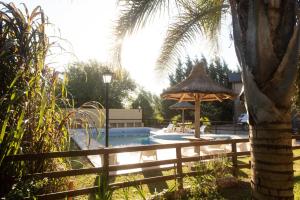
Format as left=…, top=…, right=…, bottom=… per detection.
left=140, top=150, right=157, bottom=162
left=200, top=125, right=207, bottom=133
left=162, top=123, right=174, bottom=133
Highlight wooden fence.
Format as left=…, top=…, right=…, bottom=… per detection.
left=4, top=136, right=300, bottom=199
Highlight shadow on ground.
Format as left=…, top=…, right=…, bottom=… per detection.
left=294, top=175, right=300, bottom=183
left=220, top=180, right=251, bottom=200
left=142, top=168, right=169, bottom=193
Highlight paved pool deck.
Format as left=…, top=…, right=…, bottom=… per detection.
left=70, top=129, right=253, bottom=176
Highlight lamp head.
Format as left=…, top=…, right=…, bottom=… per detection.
left=102, top=72, right=112, bottom=84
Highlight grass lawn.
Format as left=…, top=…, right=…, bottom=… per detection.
left=67, top=143, right=300, bottom=200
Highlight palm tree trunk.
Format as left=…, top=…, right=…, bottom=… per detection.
left=250, top=124, right=293, bottom=199
left=229, top=0, right=299, bottom=199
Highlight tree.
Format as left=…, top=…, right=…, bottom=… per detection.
left=67, top=60, right=136, bottom=108
left=204, top=58, right=234, bottom=121
left=169, top=59, right=185, bottom=86
left=115, top=0, right=300, bottom=198
left=131, top=89, right=155, bottom=123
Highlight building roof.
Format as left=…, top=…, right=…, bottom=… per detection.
left=228, top=72, right=242, bottom=83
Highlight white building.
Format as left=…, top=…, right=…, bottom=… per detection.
left=67, top=108, right=143, bottom=128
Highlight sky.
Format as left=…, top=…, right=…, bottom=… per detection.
left=6, top=0, right=239, bottom=95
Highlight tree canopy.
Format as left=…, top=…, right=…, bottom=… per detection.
left=66, top=60, right=136, bottom=108
left=131, top=89, right=155, bottom=121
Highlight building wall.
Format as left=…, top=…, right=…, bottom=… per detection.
left=105, top=109, right=143, bottom=128
left=67, top=108, right=143, bottom=128
left=231, top=82, right=246, bottom=121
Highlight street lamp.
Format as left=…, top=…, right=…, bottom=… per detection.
left=103, top=72, right=112, bottom=147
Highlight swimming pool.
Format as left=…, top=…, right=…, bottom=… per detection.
left=96, top=135, right=154, bottom=146
left=84, top=127, right=154, bottom=147
left=71, top=128, right=247, bottom=147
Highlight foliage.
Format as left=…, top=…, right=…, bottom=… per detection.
left=88, top=174, right=113, bottom=200
left=151, top=95, right=165, bottom=123
left=148, top=184, right=177, bottom=200
left=130, top=56, right=234, bottom=124
left=202, top=57, right=234, bottom=121
left=0, top=2, right=70, bottom=196
left=200, top=117, right=210, bottom=126
left=5, top=177, right=69, bottom=200
left=6, top=178, right=47, bottom=200
left=114, top=0, right=229, bottom=68
left=133, top=184, right=147, bottom=200
left=66, top=60, right=136, bottom=108
left=187, top=157, right=231, bottom=200
left=171, top=114, right=181, bottom=122
left=131, top=89, right=155, bottom=121
left=68, top=101, right=105, bottom=129
left=153, top=112, right=165, bottom=124
left=160, top=99, right=179, bottom=121
left=121, top=187, right=130, bottom=200
left=149, top=158, right=232, bottom=200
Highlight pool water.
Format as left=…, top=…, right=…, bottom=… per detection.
left=91, top=127, right=154, bottom=147
left=96, top=135, right=154, bottom=146
left=73, top=128, right=247, bottom=147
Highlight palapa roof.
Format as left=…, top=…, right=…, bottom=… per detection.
left=169, top=102, right=194, bottom=110
left=162, top=62, right=236, bottom=102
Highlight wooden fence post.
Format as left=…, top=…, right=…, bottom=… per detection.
left=231, top=142, right=238, bottom=177
left=176, top=147, right=183, bottom=190
left=67, top=180, right=74, bottom=200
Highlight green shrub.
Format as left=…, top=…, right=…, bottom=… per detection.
left=149, top=157, right=232, bottom=200
left=187, top=157, right=231, bottom=200
left=200, top=116, right=211, bottom=126
left=171, top=114, right=181, bottom=124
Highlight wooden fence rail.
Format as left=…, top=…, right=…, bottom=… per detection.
left=4, top=135, right=300, bottom=199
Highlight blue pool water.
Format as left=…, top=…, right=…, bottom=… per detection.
left=90, top=127, right=155, bottom=147
left=73, top=128, right=246, bottom=147
left=96, top=135, right=153, bottom=146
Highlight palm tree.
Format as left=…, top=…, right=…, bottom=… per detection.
left=114, top=0, right=300, bottom=199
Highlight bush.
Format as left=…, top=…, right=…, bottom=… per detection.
left=171, top=114, right=181, bottom=124
left=150, top=157, right=232, bottom=200
left=187, top=157, right=232, bottom=199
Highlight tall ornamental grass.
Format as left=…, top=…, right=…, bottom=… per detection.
left=0, top=2, right=70, bottom=195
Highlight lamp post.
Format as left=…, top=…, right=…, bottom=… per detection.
left=103, top=72, right=112, bottom=147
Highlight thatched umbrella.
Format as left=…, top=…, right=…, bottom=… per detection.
left=162, top=62, right=236, bottom=138
left=169, top=102, right=194, bottom=132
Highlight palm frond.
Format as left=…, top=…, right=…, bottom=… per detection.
left=113, top=0, right=172, bottom=64
left=156, top=0, right=229, bottom=70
